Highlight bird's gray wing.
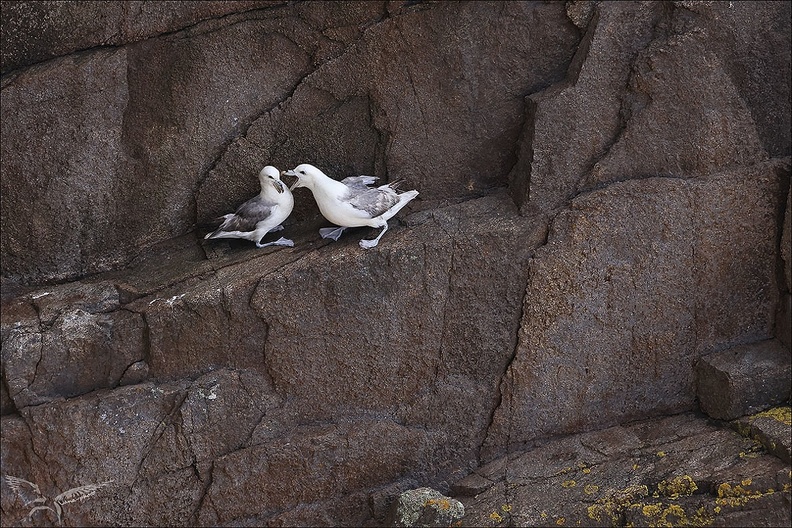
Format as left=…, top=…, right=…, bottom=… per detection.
left=219, top=196, right=275, bottom=232
left=347, top=188, right=399, bottom=217
left=341, top=175, right=378, bottom=189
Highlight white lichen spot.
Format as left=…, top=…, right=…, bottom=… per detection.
left=60, top=310, right=99, bottom=336
left=148, top=294, right=186, bottom=307
left=199, top=384, right=220, bottom=400
left=31, top=292, right=51, bottom=299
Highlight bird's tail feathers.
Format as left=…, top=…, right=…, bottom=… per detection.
left=381, top=189, right=419, bottom=221
left=385, top=179, right=405, bottom=190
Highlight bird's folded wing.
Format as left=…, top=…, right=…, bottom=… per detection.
left=341, top=175, right=378, bottom=189
left=220, top=198, right=275, bottom=232
left=348, top=188, right=399, bottom=217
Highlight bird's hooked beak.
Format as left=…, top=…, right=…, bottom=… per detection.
left=273, top=180, right=285, bottom=194
left=282, top=169, right=303, bottom=191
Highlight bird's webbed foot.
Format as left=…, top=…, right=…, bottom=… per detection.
left=257, top=237, right=294, bottom=248
left=319, top=227, right=346, bottom=241
left=359, top=238, right=380, bottom=249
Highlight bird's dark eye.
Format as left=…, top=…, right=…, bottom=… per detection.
left=299, top=170, right=305, bottom=174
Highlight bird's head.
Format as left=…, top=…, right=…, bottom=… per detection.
left=259, top=165, right=285, bottom=193
left=282, top=163, right=324, bottom=191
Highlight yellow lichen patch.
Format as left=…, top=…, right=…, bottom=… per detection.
left=587, top=505, right=602, bottom=522
left=715, top=481, right=765, bottom=507
left=555, top=517, right=566, bottom=525
left=554, top=466, right=574, bottom=476
left=501, top=504, right=512, bottom=512
left=587, top=485, right=649, bottom=525
left=630, top=501, right=713, bottom=527
left=657, top=475, right=698, bottom=499
left=425, top=498, right=451, bottom=510
left=656, top=451, right=667, bottom=458
left=562, top=480, right=577, bottom=488
left=584, top=484, right=600, bottom=495
left=740, top=478, right=752, bottom=487
left=489, top=511, right=503, bottom=523
left=751, top=406, right=792, bottom=425
left=641, top=503, right=662, bottom=517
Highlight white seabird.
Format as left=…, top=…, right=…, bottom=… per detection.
left=283, top=163, right=419, bottom=249
left=204, top=165, right=294, bottom=248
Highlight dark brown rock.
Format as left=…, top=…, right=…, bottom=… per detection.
left=2, top=1, right=578, bottom=286
left=696, top=340, right=792, bottom=421
left=780, top=186, right=792, bottom=349
left=509, top=1, right=666, bottom=216
left=451, top=472, right=495, bottom=497
left=456, top=413, right=792, bottom=528
left=484, top=163, right=784, bottom=458
left=509, top=1, right=790, bottom=217
left=0, top=1, right=281, bottom=72
left=1, top=281, right=146, bottom=409
left=0, top=1, right=789, bottom=526
left=734, top=407, right=792, bottom=464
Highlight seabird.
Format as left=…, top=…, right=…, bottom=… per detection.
left=283, top=163, right=419, bottom=249
left=204, top=165, right=294, bottom=248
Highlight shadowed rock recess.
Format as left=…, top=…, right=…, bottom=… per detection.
left=1, top=1, right=790, bottom=526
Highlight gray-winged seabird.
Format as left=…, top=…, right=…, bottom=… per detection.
left=283, top=163, right=419, bottom=249
left=204, top=165, right=294, bottom=248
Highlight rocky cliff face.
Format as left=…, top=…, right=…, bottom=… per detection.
left=1, top=1, right=790, bottom=526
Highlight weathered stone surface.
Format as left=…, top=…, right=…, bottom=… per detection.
left=780, top=186, right=792, bottom=349
left=201, top=420, right=430, bottom=526
left=250, top=194, right=542, bottom=473
left=696, top=339, right=792, bottom=421
left=509, top=0, right=790, bottom=216
left=451, top=472, right=495, bottom=497
left=1, top=48, right=131, bottom=284
left=783, top=187, right=792, bottom=293
left=385, top=487, right=465, bottom=528
left=0, top=1, right=280, bottom=72
left=681, top=0, right=792, bottom=159
left=484, top=163, right=784, bottom=458
left=509, top=1, right=665, bottom=216
left=2, top=0, right=578, bottom=285
left=735, top=407, right=792, bottom=464
left=457, top=413, right=792, bottom=527
left=0, top=369, right=285, bottom=526
left=1, top=281, right=145, bottom=409
left=197, top=0, right=579, bottom=224
left=0, top=1, right=790, bottom=526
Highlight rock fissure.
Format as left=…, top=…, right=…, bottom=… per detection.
left=131, top=390, right=189, bottom=489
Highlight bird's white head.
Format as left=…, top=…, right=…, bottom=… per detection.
left=259, top=165, right=286, bottom=194
left=282, top=163, right=326, bottom=191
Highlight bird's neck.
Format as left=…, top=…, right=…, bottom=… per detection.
left=310, top=173, right=347, bottom=195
